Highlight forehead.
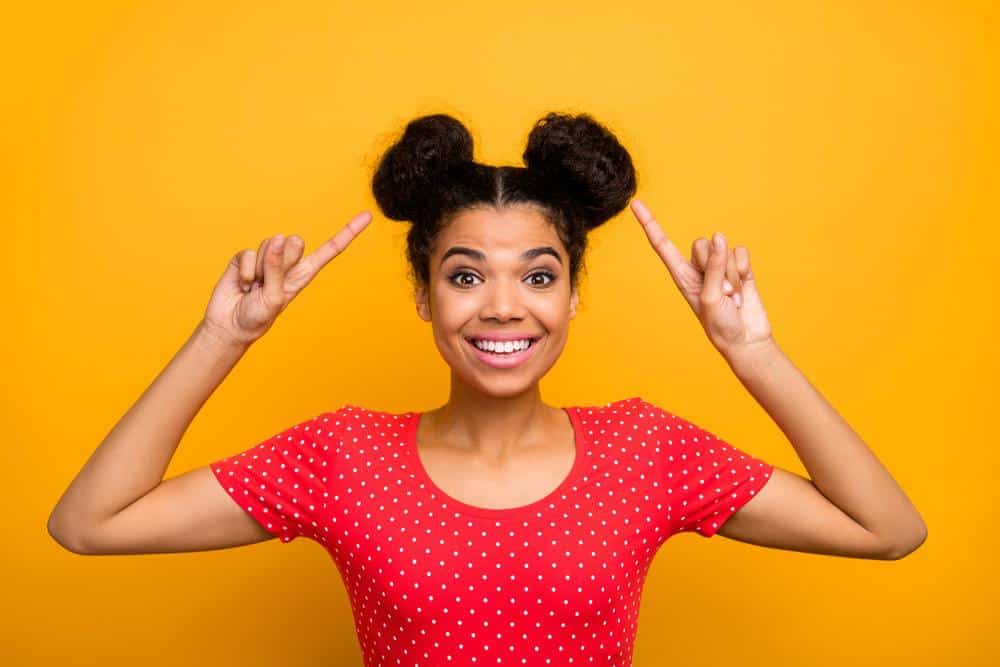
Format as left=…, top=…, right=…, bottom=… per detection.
left=435, top=205, right=561, bottom=257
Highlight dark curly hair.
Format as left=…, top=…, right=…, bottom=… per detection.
left=370, top=111, right=638, bottom=292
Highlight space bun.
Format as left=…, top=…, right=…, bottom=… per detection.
left=522, top=111, right=637, bottom=233
left=371, top=113, right=478, bottom=228
left=370, top=110, right=637, bottom=289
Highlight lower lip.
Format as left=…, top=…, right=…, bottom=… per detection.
left=465, top=337, right=541, bottom=369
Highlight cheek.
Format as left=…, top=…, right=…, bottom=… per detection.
left=533, top=297, right=572, bottom=328
left=429, top=288, right=478, bottom=325
left=427, top=292, right=475, bottom=346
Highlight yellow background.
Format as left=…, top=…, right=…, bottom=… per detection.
left=6, top=1, right=996, bottom=665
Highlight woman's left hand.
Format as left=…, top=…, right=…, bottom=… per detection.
left=630, top=197, right=775, bottom=361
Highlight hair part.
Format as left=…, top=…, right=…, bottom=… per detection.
left=371, top=111, right=638, bottom=291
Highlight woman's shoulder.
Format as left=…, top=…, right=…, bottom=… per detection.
left=578, top=395, right=651, bottom=409
left=313, top=404, right=416, bottom=444
left=322, top=403, right=415, bottom=418
left=567, top=395, right=668, bottom=418
left=567, top=397, right=679, bottom=449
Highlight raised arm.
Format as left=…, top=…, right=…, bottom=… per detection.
left=630, top=198, right=927, bottom=559
left=47, top=212, right=372, bottom=555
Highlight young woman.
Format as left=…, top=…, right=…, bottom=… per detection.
left=48, top=112, right=926, bottom=666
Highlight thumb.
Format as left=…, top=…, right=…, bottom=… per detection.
left=701, top=232, right=728, bottom=304
left=737, top=256, right=764, bottom=312
left=261, top=234, right=288, bottom=309
left=219, top=251, right=244, bottom=294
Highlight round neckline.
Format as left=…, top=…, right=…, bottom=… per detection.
left=405, top=406, right=587, bottom=520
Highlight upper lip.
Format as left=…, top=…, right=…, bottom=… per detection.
left=465, top=332, right=542, bottom=342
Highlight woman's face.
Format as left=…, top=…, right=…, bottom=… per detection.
left=415, top=204, right=579, bottom=398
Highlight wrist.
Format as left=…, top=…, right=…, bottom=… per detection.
left=724, top=337, right=783, bottom=380
left=193, top=319, right=253, bottom=355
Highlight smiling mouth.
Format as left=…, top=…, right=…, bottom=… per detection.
left=463, top=336, right=540, bottom=356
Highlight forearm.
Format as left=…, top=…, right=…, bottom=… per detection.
left=49, top=319, right=251, bottom=533
left=725, top=338, right=927, bottom=548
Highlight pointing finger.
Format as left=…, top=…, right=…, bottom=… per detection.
left=631, top=198, right=695, bottom=292
left=296, top=210, right=373, bottom=282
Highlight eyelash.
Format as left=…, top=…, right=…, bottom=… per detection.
left=446, top=270, right=557, bottom=289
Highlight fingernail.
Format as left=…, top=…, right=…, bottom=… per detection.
left=713, top=232, right=725, bottom=250
left=723, top=279, right=733, bottom=292
left=734, top=292, right=742, bottom=307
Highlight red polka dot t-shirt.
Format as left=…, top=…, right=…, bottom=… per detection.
left=211, top=396, right=774, bottom=667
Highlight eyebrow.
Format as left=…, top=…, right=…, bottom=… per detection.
left=440, top=245, right=563, bottom=266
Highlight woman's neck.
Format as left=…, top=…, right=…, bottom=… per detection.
left=421, top=383, right=561, bottom=461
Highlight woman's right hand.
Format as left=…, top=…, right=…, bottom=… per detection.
left=201, top=211, right=373, bottom=347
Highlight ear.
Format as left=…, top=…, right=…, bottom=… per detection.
left=415, top=283, right=431, bottom=321
left=569, top=284, right=579, bottom=319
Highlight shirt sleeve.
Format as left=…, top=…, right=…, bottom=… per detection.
left=637, top=398, right=774, bottom=539
left=209, top=409, right=345, bottom=544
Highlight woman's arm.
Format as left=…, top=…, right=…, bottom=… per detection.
left=46, top=319, right=250, bottom=550
left=630, top=199, right=926, bottom=559
left=47, top=214, right=372, bottom=553
left=721, top=338, right=927, bottom=557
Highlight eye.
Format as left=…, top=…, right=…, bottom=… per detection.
left=446, top=270, right=558, bottom=289
left=446, top=270, right=482, bottom=288
left=526, top=270, right=557, bottom=287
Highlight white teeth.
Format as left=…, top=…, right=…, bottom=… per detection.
left=472, top=338, right=533, bottom=354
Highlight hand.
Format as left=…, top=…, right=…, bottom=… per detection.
left=630, top=198, right=774, bottom=360
left=201, top=211, right=373, bottom=346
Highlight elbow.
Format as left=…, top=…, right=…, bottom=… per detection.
left=47, top=511, right=94, bottom=556
left=884, top=524, right=928, bottom=561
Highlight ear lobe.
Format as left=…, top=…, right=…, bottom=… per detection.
left=415, top=284, right=431, bottom=321
left=569, top=286, right=579, bottom=319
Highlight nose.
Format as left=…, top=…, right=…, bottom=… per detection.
left=480, top=277, right=523, bottom=322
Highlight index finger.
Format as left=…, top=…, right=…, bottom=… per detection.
left=630, top=198, right=702, bottom=305
left=298, top=211, right=373, bottom=278
left=630, top=198, right=689, bottom=271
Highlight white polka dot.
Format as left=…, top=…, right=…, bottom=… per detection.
left=208, top=397, right=774, bottom=664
